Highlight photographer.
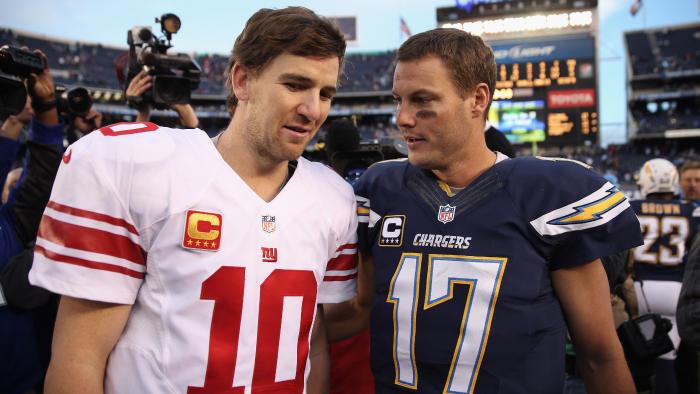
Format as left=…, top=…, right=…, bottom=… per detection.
left=0, top=98, right=30, bottom=201
left=0, top=47, right=64, bottom=394
left=126, top=69, right=199, bottom=128
left=0, top=48, right=63, bottom=264
left=64, top=107, right=103, bottom=144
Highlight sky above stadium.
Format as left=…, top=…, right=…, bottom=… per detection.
left=1, top=0, right=698, bottom=145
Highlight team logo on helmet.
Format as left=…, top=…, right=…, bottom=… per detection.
left=637, top=158, right=679, bottom=199
left=437, top=204, right=456, bottom=224
left=182, top=210, right=222, bottom=251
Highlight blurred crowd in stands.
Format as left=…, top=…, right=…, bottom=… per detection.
left=625, top=24, right=700, bottom=137
left=0, top=28, right=397, bottom=95
left=626, top=24, right=700, bottom=76
left=524, top=142, right=700, bottom=194
left=630, top=97, right=700, bottom=136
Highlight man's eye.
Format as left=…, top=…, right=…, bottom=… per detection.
left=285, top=83, right=302, bottom=91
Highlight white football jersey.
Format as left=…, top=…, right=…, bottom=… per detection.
left=29, top=122, right=358, bottom=394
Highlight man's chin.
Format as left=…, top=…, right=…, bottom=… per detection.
left=282, top=147, right=305, bottom=162
left=407, top=153, right=431, bottom=169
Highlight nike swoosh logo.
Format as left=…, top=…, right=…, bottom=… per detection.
left=62, top=149, right=72, bottom=164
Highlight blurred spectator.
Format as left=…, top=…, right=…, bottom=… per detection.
left=680, top=160, right=700, bottom=203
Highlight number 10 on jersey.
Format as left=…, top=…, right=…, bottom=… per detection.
left=388, top=253, right=507, bottom=394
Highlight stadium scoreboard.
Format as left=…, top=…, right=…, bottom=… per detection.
left=487, top=35, right=598, bottom=145
left=437, top=1, right=599, bottom=146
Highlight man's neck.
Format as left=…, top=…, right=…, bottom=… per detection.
left=217, top=117, right=290, bottom=202
left=431, top=141, right=497, bottom=189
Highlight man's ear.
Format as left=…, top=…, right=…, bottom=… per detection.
left=471, top=82, right=490, bottom=119
left=231, top=63, right=251, bottom=102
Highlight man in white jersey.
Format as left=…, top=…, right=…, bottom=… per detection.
left=29, top=7, right=357, bottom=394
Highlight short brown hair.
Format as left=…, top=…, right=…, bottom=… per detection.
left=225, top=7, right=346, bottom=115
left=397, top=28, right=496, bottom=117
left=680, top=160, right=700, bottom=175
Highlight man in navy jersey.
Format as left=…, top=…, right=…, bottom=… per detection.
left=352, top=28, right=643, bottom=394
left=632, top=159, right=699, bottom=284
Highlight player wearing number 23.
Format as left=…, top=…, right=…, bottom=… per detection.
left=353, top=29, right=644, bottom=394
left=631, top=158, right=700, bottom=282
left=29, top=7, right=355, bottom=394
left=629, top=159, right=700, bottom=367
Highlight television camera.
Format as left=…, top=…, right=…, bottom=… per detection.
left=0, top=46, right=93, bottom=118
left=126, top=13, right=201, bottom=108
left=0, top=45, right=42, bottom=118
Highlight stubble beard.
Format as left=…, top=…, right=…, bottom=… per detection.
left=244, top=106, right=283, bottom=166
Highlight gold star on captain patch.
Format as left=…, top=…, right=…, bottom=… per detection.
left=203, top=240, right=210, bottom=248
left=187, top=239, right=193, bottom=246
left=195, top=240, right=201, bottom=247
left=211, top=241, right=217, bottom=248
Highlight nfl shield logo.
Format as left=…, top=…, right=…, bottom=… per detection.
left=437, top=204, right=456, bottom=224
left=262, top=215, right=276, bottom=233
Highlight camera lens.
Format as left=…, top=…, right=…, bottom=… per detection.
left=138, top=28, right=153, bottom=43
left=65, top=87, right=92, bottom=117
left=0, top=76, right=28, bottom=117
left=154, top=76, right=189, bottom=104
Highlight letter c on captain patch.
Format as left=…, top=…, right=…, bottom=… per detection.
left=182, top=210, right=222, bottom=251
left=379, top=215, right=405, bottom=247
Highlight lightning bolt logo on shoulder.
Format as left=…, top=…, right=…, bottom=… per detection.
left=530, top=182, right=630, bottom=236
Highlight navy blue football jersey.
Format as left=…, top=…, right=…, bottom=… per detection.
left=354, top=156, right=643, bottom=394
left=631, top=198, right=700, bottom=282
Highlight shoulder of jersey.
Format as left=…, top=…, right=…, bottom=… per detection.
left=497, top=156, right=597, bottom=189
left=300, top=157, right=355, bottom=201
left=499, top=156, right=622, bottom=222
left=68, top=122, right=211, bottom=166
left=508, top=155, right=592, bottom=175
left=690, top=205, right=700, bottom=218
left=361, top=158, right=409, bottom=182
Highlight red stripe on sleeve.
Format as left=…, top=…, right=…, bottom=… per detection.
left=326, top=253, right=358, bottom=271
left=323, top=273, right=358, bottom=282
left=39, top=215, right=146, bottom=265
left=47, top=200, right=139, bottom=235
left=336, top=243, right=357, bottom=252
left=35, top=245, right=145, bottom=279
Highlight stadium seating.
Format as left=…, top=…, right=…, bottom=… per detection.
left=0, top=29, right=396, bottom=95
left=626, top=25, right=700, bottom=77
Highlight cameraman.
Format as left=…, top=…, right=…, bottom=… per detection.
left=64, top=107, right=103, bottom=144
left=0, top=48, right=64, bottom=394
left=0, top=98, right=31, bottom=202
left=0, top=48, right=63, bottom=264
left=126, top=69, right=199, bottom=128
